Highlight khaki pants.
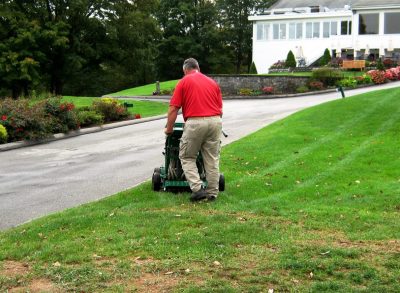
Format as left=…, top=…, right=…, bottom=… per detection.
left=179, top=116, right=222, bottom=197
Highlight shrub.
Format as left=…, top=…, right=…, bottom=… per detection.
left=262, top=86, right=274, bottom=94
left=311, top=68, right=343, bottom=86
left=367, top=70, right=387, bottom=84
left=269, top=60, right=286, bottom=70
left=160, top=89, right=172, bottom=95
left=354, top=75, right=372, bottom=85
left=238, top=88, right=253, bottom=96
left=308, top=81, right=324, bottom=91
left=249, top=61, right=258, bottom=74
left=337, top=78, right=357, bottom=88
left=285, top=50, right=296, bottom=68
left=0, top=98, right=54, bottom=142
left=328, top=57, right=343, bottom=68
left=44, top=97, right=79, bottom=133
left=383, top=58, right=393, bottom=69
left=296, top=85, right=309, bottom=93
left=389, top=66, right=400, bottom=80
left=377, top=58, right=385, bottom=71
left=92, top=98, right=129, bottom=122
left=76, top=109, right=104, bottom=127
left=361, top=74, right=373, bottom=84
left=320, top=48, right=332, bottom=66
left=0, top=124, right=7, bottom=144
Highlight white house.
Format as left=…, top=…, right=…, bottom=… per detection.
left=249, top=0, right=400, bottom=73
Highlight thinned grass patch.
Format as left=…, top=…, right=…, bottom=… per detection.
left=1, top=87, right=400, bottom=292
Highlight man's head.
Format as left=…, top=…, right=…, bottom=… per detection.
left=183, top=58, right=200, bottom=75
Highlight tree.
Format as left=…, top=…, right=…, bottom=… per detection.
left=156, top=0, right=224, bottom=80
left=285, top=50, right=296, bottom=68
left=216, top=0, right=275, bottom=73
left=249, top=61, right=257, bottom=74
left=320, top=48, right=332, bottom=66
left=0, top=0, right=160, bottom=97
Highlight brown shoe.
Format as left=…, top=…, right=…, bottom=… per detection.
left=190, top=188, right=207, bottom=202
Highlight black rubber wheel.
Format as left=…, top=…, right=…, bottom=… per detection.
left=152, top=171, right=162, bottom=191
left=219, top=173, right=225, bottom=191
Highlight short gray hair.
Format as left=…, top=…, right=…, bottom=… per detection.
left=183, top=58, right=200, bottom=71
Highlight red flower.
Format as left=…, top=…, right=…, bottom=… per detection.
left=1, top=115, right=6, bottom=121
left=135, top=114, right=141, bottom=119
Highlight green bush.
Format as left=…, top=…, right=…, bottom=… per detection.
left=377, top=58, right=385, bottom=71
left=0, top=124, right=8, bottom=144
left=320, top=48, right=332, bottom=66
left=285, top=50, right=296, bottom=68
left=0, top=98, right=55, bottom=142
left=311, top=68, right=343, bottom=86
left=296, top=85, right=309, bottom=93
left=249, top=61, right=258, bottom=74
left=92, top=98, right=129, bottom=122
left=354, top=74, right=372, bottom=85
left=44, top=97, right=79, bottom=133
left=337, top=78, right=357, bottom=88
left=76, top=109, right=104, bottom=127
left=238, top=88, right=253, bottom=96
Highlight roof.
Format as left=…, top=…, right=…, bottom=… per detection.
left=270, top=0, right=400, bottom=10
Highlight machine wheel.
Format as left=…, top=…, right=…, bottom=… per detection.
left=152, top=170, right=162, bottom=191
left=219, top=173, right=225, bottom=191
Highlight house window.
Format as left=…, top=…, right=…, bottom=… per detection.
left=289, top=23, right=303, bottom=39
left=313, top=22, right=320, bottom=38
left=289, top=23, right=296, bottom=39
left=257, top=23, right=270, bottom=40
left=323, top=22, right=330, bottom=38
left=359, top=13, right=379, bottom=34
left=273, top=23, right=286, bottom=40
left=331, top=21, right=337, bottom=35
left=306, top=22, right=320, bottom=38
left=384, top=12, right=400, bottom=34
left=341, top=20, right=352, bottom=35
left=296, top=23, right=303, bottom=39
left=323, top=21, right=338, bottom=38
left=306, top=22, right=312, bottom=38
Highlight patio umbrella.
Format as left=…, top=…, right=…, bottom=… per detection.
left=364, top=44, right=370, bottom=56
left=388, top=39, right=394, bottom=52
left=296, top=46, right=304, bottom=59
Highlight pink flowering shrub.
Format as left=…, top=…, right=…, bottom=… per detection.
left=367, top=70, right=387, bottom=84
left=308, top=81, right=324, bottom=90
left=388, top=67, right=400, bottom=80
left=262, top=86, right=274, bottom=94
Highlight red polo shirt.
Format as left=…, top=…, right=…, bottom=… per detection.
left=170, top=71, right=223, bottom=121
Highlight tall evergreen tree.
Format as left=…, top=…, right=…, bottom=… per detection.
left=216, top=0, right=275, bottom=73
left=156, top=0, right=224, bottom=80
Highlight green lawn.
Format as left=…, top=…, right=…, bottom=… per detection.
left=107, top=80, right=179, bottom=96
left=62, top=96, right=169, bottom=118
left=1, top=87, right=399, bottom=292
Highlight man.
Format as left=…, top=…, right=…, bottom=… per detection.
left=164, top=58, right=223, bottom=202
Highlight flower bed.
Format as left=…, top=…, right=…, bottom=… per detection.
left=0, top=97, right=132, bottom=144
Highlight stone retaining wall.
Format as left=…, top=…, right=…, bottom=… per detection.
left=210, top=75, right=310, bottom=95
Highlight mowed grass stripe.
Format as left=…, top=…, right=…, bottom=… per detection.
left=258, top=91, right=395, bottom=176
left=221, top=88, right=399, bottom=213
